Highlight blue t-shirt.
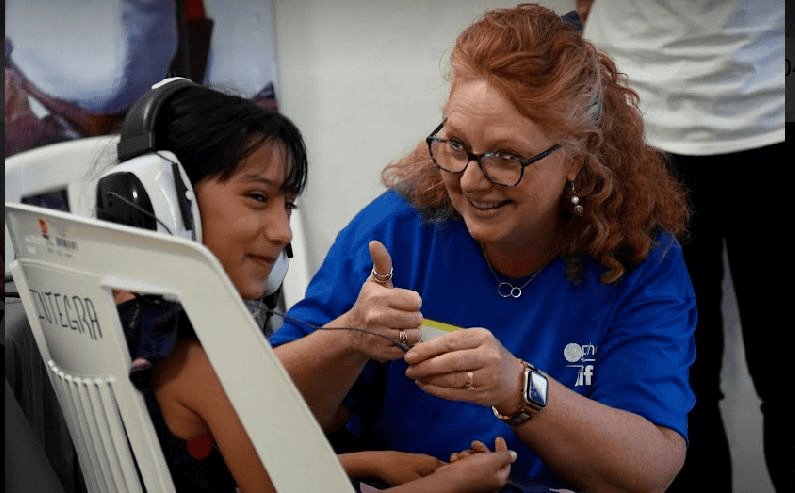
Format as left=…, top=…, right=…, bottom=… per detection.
left=271, top=190, right=696, bottom=487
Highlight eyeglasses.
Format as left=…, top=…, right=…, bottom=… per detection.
left=425, top=121, right=561, bottom=187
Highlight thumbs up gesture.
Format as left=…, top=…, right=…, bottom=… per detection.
left=336, top=240, right=423, bottom=362
left=369, top=240, right=395, bottom=288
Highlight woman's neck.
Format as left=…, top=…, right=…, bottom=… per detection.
left=481, top=238, right=559, bottom=278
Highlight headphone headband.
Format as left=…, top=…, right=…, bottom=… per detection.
left=117, top=77, right=197, bottom=162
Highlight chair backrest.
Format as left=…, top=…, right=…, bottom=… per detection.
left=4, top=136, right=116, bottom=274
left=5, top=202, right=353, bottom=493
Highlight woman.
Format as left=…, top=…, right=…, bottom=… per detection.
left=100, top=81, right=515, bottom=492
left=271, top=4, right=695, bottom=492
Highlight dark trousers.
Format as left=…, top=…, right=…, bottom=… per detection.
left=666, top=142, right=792, bottom=492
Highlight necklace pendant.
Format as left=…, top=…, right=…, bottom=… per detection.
left=485, top=250, right=547, bottom=300
left=498, top=282, right=523, bottom=298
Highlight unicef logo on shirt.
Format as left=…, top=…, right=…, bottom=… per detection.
left=564, top=342, right=597, bottom=387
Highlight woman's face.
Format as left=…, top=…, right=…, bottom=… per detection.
left=440, top=78, right=577, bottom=254
left=194, top=142, right=294, bottom=300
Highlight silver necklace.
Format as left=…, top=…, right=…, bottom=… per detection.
left=484, top=257, right=545, bottom=299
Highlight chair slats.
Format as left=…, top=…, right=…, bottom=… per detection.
left=47, top=364, right=101, bottom=493
left=53, top=369, right=105, bottom=493
left=75, top=378, right=115, bottom=491
left=96, top=379, right=144, bottom=491
left=87, top=377, right=140, bottom=492
left=50, top=365, right=146, bottom=493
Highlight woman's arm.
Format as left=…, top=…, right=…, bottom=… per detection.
left=404, top=238, right=693, bottom=491
left=405, top=329, right=685, bottom=492
left=275, top=241, right=423, bottom=429
left=273, top=327, right=372, bottom=428
left=511, top=379, right=685, bottom=493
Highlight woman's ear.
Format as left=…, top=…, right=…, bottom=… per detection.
left=566, top=155, right=585, bottom=182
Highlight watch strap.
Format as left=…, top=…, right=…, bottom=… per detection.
left=491, top=405, right=532, bottom=426
left=491, top=360, right=545, bottom=426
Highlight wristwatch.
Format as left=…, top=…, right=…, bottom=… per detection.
left=492, top=360, right=549, bottom=426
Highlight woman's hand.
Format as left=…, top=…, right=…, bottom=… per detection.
left=403, top=328, right=525, bottom=413
left=332, top=241, right=423, bottom=362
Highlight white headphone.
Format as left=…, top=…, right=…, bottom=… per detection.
left=96, top=77, right=289, bottom=295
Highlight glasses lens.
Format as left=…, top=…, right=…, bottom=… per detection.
left=482, top=155, right=521, bottom=186
left=430, top=140, right=468, bottom=173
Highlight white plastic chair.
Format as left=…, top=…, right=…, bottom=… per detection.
left=4, top=135, right=117, bottom=274
left=5, top=202, right=353, bottom=493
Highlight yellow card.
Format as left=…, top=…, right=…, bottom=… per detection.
left=419, top=319, right=463, bottom=342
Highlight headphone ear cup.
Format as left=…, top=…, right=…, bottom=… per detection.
left=97, top=151, right=202, bottom=242
left=265, top=250, right=289, bottom=296
left=96, top=171, right=158, bottom=230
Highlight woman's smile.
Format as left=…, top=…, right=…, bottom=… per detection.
left=467, top=197, right=512, bottom=211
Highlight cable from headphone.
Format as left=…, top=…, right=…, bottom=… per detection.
left=102, top=191, right=174, bottom=235
left=264, top=307, right=411, bottom=352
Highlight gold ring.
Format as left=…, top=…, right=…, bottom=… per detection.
left=399, top=330, right=408, bottom=344
left=371, top=267, right=393, bottom=283
left=464, top=370, right=475, bottom=390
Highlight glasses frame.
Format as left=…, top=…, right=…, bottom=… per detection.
left=425, top=121, right=562, bottom=187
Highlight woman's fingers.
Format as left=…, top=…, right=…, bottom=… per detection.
left=368, top=240, right=394, bottom=288
left=340, top=241, right=425, bottom=361
left=404, top=327, right=485, bottom=365
left=404, top=328, right=523, bottom=406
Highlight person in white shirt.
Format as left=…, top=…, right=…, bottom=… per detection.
left=580, top=1, right=788, bottom=491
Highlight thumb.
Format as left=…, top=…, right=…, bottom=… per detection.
left=368, top=240, right=394, bottom=288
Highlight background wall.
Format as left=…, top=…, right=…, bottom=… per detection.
left=271, top=2, right=774, bottom=492
left=273, top=0, right=558, bottom=273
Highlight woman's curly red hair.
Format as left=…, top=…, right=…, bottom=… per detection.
left=383, top=3, right=688, bottom=283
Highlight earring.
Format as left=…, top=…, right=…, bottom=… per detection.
left=569, top=180, right=584, bottom=216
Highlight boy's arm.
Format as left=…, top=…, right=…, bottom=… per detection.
left=339, top=451, right=443, bottom=485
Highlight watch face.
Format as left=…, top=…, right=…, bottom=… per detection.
left=526, top=370, right=548, bottom=408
